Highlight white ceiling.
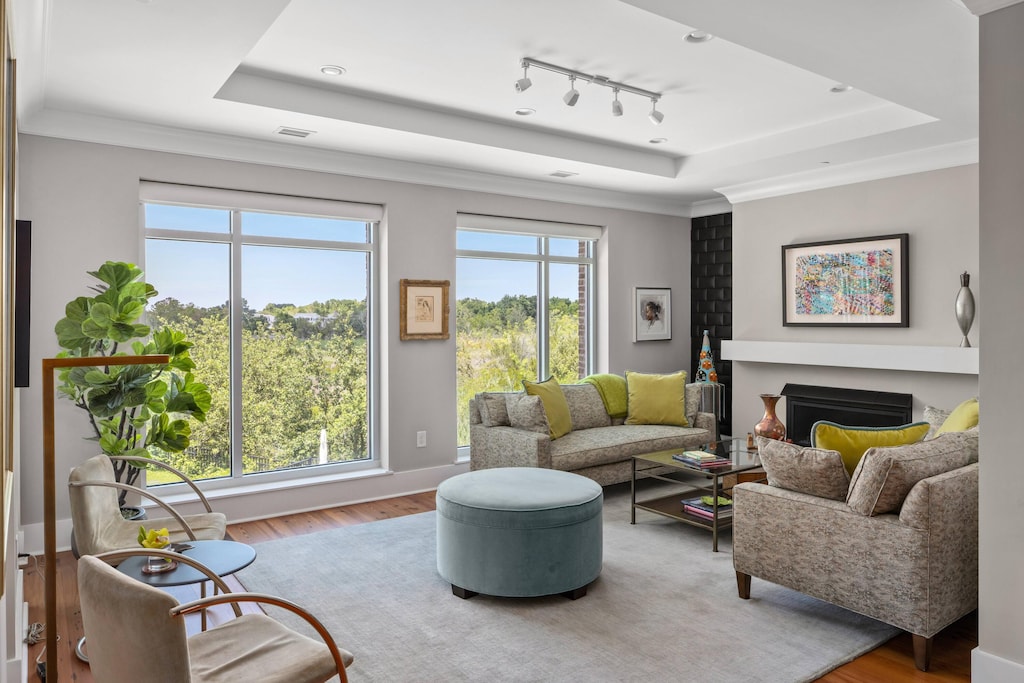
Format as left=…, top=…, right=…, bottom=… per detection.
left=10, top=0, right=979, bottom=216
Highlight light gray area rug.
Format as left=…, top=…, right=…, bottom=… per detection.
left=237, top=484, right=898, bottom=682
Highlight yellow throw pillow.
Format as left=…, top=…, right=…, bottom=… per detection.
left=523, top=377, right=572, bottom=439
left=624, top=370, right=689, bottom=427
left=937, top=397, right=979, bottom=434
left=811, top=421, right=930, bottom=475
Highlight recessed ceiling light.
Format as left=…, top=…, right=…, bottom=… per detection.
left=820, top=161, right=831, bottom=165
left=649, top=137, right=668, bottom=144
left=515, top=108, right=535, bottom=116
left=830, top=83, right=852, bottom=93
left=685, top=30, right=714, bottom=43
left=320, top=65, right=346, bottom=76
left=550, top=170, right=579, bottom=178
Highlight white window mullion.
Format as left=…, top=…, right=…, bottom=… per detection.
left=229, top=210, right=245, bottom=480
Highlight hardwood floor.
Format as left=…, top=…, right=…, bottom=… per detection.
left=22, top=490, right=975, bottom=682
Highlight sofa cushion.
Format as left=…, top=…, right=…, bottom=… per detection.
left=548, top=424, right=709, bottom=471
left=506, top=394, right=549, bottom=435
left=624, top=370, right=689, bottom=427
left=562, top=384, right=612, bottom=430
left=846, top=432, right=971, bottom=516
left=811, top=420, right=930, bottom=475
left=937, top=397, right=979, bottom=434
left=523, top=377, right=572, bottom=439
left=756, top=436, right=850, bottom=501
left=477, top=392, right=513, bottom=427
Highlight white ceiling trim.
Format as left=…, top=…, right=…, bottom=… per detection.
left=20, top=109, right=696, bottom=217
left=688, top=197, right=733, bottom=218
left=960, top=0, right=1024, bottom=15
left=717, top=138, right=978, bottom=204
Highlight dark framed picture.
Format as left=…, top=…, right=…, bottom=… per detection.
left=634, top=287, right=671, bottom=341
left=399, top=279, right=450, bottom=340
left=782, top=233, right=908, bottom=327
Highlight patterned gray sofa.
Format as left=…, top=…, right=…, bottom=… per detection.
left=733, top=421, right=979, bottom=672
left=469, top=382, right=714, bottom=486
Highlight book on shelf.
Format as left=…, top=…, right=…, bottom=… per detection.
left=681, top=497, right=733, bottom=516
left=672, top=454, right=733, bottom=468
left=683, top=505, right=733, bottom=520
left=677, top=450, right=719, bottom=461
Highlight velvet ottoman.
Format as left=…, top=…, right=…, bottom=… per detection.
left=436, top=467, right=603, bottom=599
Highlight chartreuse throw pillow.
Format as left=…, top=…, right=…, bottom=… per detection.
left=624, top=370, right=689, bottom=427
left=937, top=397, right=979, bottom=434
left=523, top=377, right=572, bottom=439
left=811, top=420, right=930, bottom=475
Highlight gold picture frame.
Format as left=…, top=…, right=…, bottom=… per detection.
left=399, top=279, right=450, bottom=340
left=0, top=0, right=16, bottom=600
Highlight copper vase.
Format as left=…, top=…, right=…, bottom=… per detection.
left=754, top=393, right=786, bottom=441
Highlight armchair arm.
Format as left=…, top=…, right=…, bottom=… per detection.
left=692, top=411, right=716, bottom=435
left=109, top=455, right=214, bottom=513
left=68, top=479, right=198, bottom=540
left=171, top=592, right=350, bottom=683
left=92, top=548, right=241, bottom=617
left=469, top=424, right=551, bottom=470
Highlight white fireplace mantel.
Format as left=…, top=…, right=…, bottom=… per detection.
left=721, top=340, right=979, bottom=375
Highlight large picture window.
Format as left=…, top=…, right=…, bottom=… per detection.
left=455, top=215, right=599, bottom=447
left=141, top=183, right=380, bottom=485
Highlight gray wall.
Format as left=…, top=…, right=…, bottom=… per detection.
left=977, top=3, right=1024, bottom=678
left=730, top=165, right=980, bottom=437
left=16, top=135, right=691, bottom=544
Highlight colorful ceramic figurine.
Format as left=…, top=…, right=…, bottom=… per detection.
left=696, top=329, right=718, bottom=383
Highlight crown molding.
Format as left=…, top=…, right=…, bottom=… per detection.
left=960, top=0, right=1024, bottom=15
left=716, top=138, right=978, bottom=204
left=688, top=197, right=733, bottom=218
left=20, top=109, right=697, bottom=217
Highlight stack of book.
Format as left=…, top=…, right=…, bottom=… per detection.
left=681, top=495, right=733, bottom=520
left=671, top=450, right=733, bottom=469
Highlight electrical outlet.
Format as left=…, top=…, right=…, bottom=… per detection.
left=416, top=431, right=427, bottom=448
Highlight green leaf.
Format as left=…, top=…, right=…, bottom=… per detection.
left=90, top=261, right=142, bottom=291
left=89, top=302, right=116, bottom=327
left=81, top=317, right=109, bottom=340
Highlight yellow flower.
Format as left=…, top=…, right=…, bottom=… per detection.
left=138, top=526, right=171, bottom=550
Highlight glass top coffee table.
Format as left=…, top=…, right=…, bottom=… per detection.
left=630, top=437, right=763, bottom=552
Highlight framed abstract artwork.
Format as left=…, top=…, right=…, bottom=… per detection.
left=399, top=279, right=450, bottom=340
left=634, top=287, right=671, bottom=341
left=782, top=233, right=909, bottom=327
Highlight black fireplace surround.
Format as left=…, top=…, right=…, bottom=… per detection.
left=780, top=384, right=913, bottom=447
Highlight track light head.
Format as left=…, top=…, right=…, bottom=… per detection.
left=515, top=64, right=532, bottom=93
left=611, top=89, right=623, bottom=117
left=563, top=76, right=580, bottom=106
left=648, top=99, right=664, bottom=125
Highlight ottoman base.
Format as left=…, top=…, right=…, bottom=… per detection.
left=451, top=582, right=590, bottom=600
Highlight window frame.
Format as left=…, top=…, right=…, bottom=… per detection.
left=455, top=217, right=599, bottom=452
left=141, top=184, right=381, bottom=491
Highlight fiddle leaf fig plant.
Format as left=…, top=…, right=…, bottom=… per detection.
left=55, top=261, right=211, bottom=506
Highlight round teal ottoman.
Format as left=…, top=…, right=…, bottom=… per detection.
left=436, top=467, right=603, bottom=599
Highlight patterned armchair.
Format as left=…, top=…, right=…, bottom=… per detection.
left=732, top=428, right=978, bottom=672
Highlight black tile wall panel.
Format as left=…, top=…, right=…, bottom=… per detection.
left=691, top=211, right=733, bottom=435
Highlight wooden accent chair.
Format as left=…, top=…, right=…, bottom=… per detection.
left=68, top=454, right=227, bottom=558
left=78, top=552, right=353, bottom=682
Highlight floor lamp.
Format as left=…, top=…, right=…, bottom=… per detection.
left=41, top=354, right=169, bottom=681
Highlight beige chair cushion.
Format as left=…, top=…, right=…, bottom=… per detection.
left=756, top=436, right=850, bottom=501
left=846, top=432, right=971, bottom=516
left=189, top=614, right=352, bottom=683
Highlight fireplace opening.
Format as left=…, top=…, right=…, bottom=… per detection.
left=780, top=384, right=913, bottom=447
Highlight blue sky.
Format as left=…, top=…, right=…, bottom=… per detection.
left=144, top=205, right=580, bottom=309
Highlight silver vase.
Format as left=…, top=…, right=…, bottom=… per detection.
left=954, top=271, right=975, bottom=348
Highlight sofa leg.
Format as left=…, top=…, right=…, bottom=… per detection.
left=911, top=634, right=932, bottom=671
left=736, top=571, right=751, bottom=599
left=562, top=585, right=588, bottom=600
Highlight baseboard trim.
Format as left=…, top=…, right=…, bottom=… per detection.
left=972, top=646, right=1024, bottom=681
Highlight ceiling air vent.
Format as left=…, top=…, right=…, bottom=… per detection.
left=275, top=126, right=315, bottom=138
left=549, top=170, right=579, bottom=178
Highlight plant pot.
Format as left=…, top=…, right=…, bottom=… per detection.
left=120, top=506, right=146, bottom=521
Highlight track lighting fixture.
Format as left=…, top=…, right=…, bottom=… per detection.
left=515, top=57, right=664, bottom=123
left=515, top=63, right=532, bottom=93
left=648, top=98, right=664, bottom=125
left=563, top=75, right=580, bottom=107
